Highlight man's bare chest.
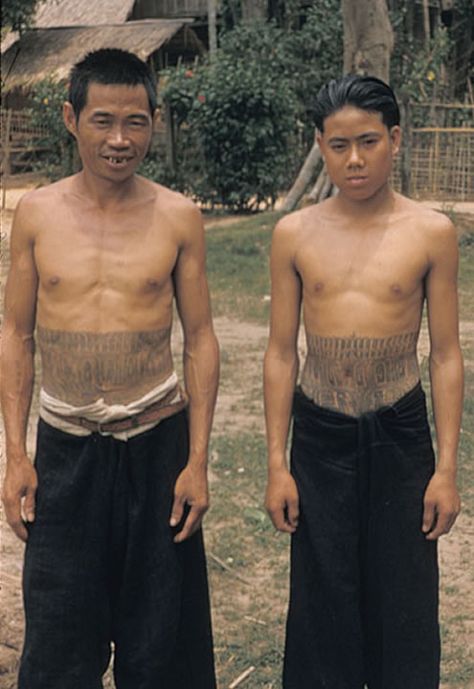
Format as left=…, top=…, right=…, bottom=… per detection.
left=34, top=219, right=178, bottom=297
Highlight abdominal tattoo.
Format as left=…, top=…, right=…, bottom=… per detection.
left=300, top=332, right=420, bottom=416
left=37, top=326, right=173, bottom=405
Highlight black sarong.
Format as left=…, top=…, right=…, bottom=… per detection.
left=284, top=383, right=439, bottom=689
left=19, top=412, right=216, bottom=689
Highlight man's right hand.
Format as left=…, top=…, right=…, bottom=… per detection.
left=2, top=456, right=37, bottom=542
left=265, top=466, right=300, bottom=534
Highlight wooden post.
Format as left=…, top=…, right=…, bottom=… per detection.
left=164, top=103, right=176, bottom=173
left=400, top=96, right=412, bottom=197
left=1, top=109, right=13, bottom=210
left=422, top=0, right=431, bottom=50
left=207, top=0, right=217, bottom=61
left=433, top=128, right=440, bottom=195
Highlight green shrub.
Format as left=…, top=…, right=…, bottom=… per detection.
left=162, top=24, right=301, bottom=211
left=29, top=79, right=76, bottom=179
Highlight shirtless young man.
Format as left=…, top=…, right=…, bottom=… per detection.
left=1, top=49, right=219, bottom=689
left=264, top=75, right=463, bottom=689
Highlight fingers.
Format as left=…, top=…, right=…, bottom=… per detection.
left=266, top=498, right=299, bottom=534
left=286, top=497, right=300, bottom=530
left=173, top=503, right=207, bottom=544
left=22, top=486, right=36, bottom=524
left=425, top=507, right=460, bottom=541
left=422, top=499, right=436, bottom=536
left=169, top=494, right=185, bottom=529
left=423, top=499, right=460, bottom=541
left=2, top=498, right=28, bottom=542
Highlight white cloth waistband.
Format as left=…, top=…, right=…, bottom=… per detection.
left=39, top=371, right=180, bottom=440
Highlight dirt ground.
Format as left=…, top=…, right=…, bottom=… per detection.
left=1, top=187, right=473, bottom=688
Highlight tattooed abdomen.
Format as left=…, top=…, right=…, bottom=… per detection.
left=37, top=326, right=174, bottom=405
left=300, top=332, right=420, bottom=416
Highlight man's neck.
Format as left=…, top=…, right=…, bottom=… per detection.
left=72, top=170, right=142, bottom=210
left=334, top=183, right=397, bottom=220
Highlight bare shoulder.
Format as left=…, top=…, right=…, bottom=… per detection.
left=10, top=178, right=71, bottom=243
left=273, top=200, right=329, bottom=246
left=140, top=177, right=202, bottom=237
left=395, top=193, right=456, bottom=243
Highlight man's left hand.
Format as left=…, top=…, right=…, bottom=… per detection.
left=170, top=463, right=209, bottom=543
left=422, top=471, right=461, bottom=540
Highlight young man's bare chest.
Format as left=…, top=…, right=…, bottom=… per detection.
left=295, top=216, right=429, bottom=335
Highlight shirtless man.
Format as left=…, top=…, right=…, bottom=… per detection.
left=264, top=75, right=463, bottom=689
left=1, top=49, right=219, bottom=689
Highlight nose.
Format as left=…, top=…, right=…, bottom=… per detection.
left=107, top=125, right=129, bottom=148
left=347, top=143, right=363, bottom=167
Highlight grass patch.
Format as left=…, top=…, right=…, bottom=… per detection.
left=206, top=211, right=282, bottom=322
left=207, top=432, right=289, bottom=687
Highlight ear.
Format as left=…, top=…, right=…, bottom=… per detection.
left=63, top=101, right=78, bottom=138
left=316, top=130, right=325, bottom=159
left=390, top=125, right=401, bottom=157
left=152, top=109, right=159, bottom=132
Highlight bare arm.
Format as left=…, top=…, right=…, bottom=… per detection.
left=423, top=215, right=463, bottom=540
left=170, top=202, right=219, bottom=543
left=264, top=217, right=302, bottom=533
left=1, top=197, right=39, bottom=541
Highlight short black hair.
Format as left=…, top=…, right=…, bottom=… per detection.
left=313, top=74, right=400, bottom=132
left=68, top=48, right=157, bottom=119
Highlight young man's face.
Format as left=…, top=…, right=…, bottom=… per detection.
left=63, top=81, right=154, bottom=183
left=317, top=105, right=401, bottom=202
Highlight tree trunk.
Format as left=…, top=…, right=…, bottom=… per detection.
left=308, top=166, right=328, bottom=202
left=241, top=0, right=267, bottom=22
left=282, top=140, right=322, bottom=211
left=341, top=0, right=394, bottom=82
left=422, top=0, right=431, bottom=50
left=207, top=0, right=217, bottom=60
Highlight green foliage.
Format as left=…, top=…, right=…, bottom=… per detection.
left=389, top=0, right=472, bottom=109
left=391, top=22, right=453, bottom=108
left=161, top=23, right=303, bottom=211
left=3, top=0, right=39, bottom=32
left=283, top=1, right=343, bottom=134
left=29, top=79, right=76, bottom=179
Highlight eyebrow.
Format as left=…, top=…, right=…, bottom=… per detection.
left=90, top=111, right=150, bottom=120
left=327, top=131, right=383, bottom=143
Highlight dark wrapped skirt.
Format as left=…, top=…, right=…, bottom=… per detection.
left=284, top=383, right=440, bottom=689
left=19, top=412, right=216, bottom=689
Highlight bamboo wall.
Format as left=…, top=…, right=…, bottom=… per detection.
left=0, top=109, right=49, bottom=175
left=393, top=127, right=474, bottom=201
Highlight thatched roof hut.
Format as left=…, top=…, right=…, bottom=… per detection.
left=2, top=19, right=204, bottom=93
left=32, top=0, right=137, bottom=27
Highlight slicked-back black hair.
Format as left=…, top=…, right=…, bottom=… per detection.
left=314, top=74, right=400, bottom=132
left=68, top=48, right=157, bottom=119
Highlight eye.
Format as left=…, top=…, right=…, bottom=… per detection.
left=93, top=117, right=111, bottom=128
left=128, top=118, right=148, bottom=128
left=330, top=142, right=347, bottom=152
left=362, top=137, right=378, bottom=147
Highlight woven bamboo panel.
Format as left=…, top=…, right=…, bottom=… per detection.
left=393, top=128, right=474, bottom=201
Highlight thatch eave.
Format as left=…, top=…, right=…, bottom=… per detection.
left=2, top=19, right=196, bottom=93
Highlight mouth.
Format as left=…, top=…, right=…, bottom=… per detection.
left=346, top=176, right=368, bottom=185
left=102, top=155, right=133, bottom=168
